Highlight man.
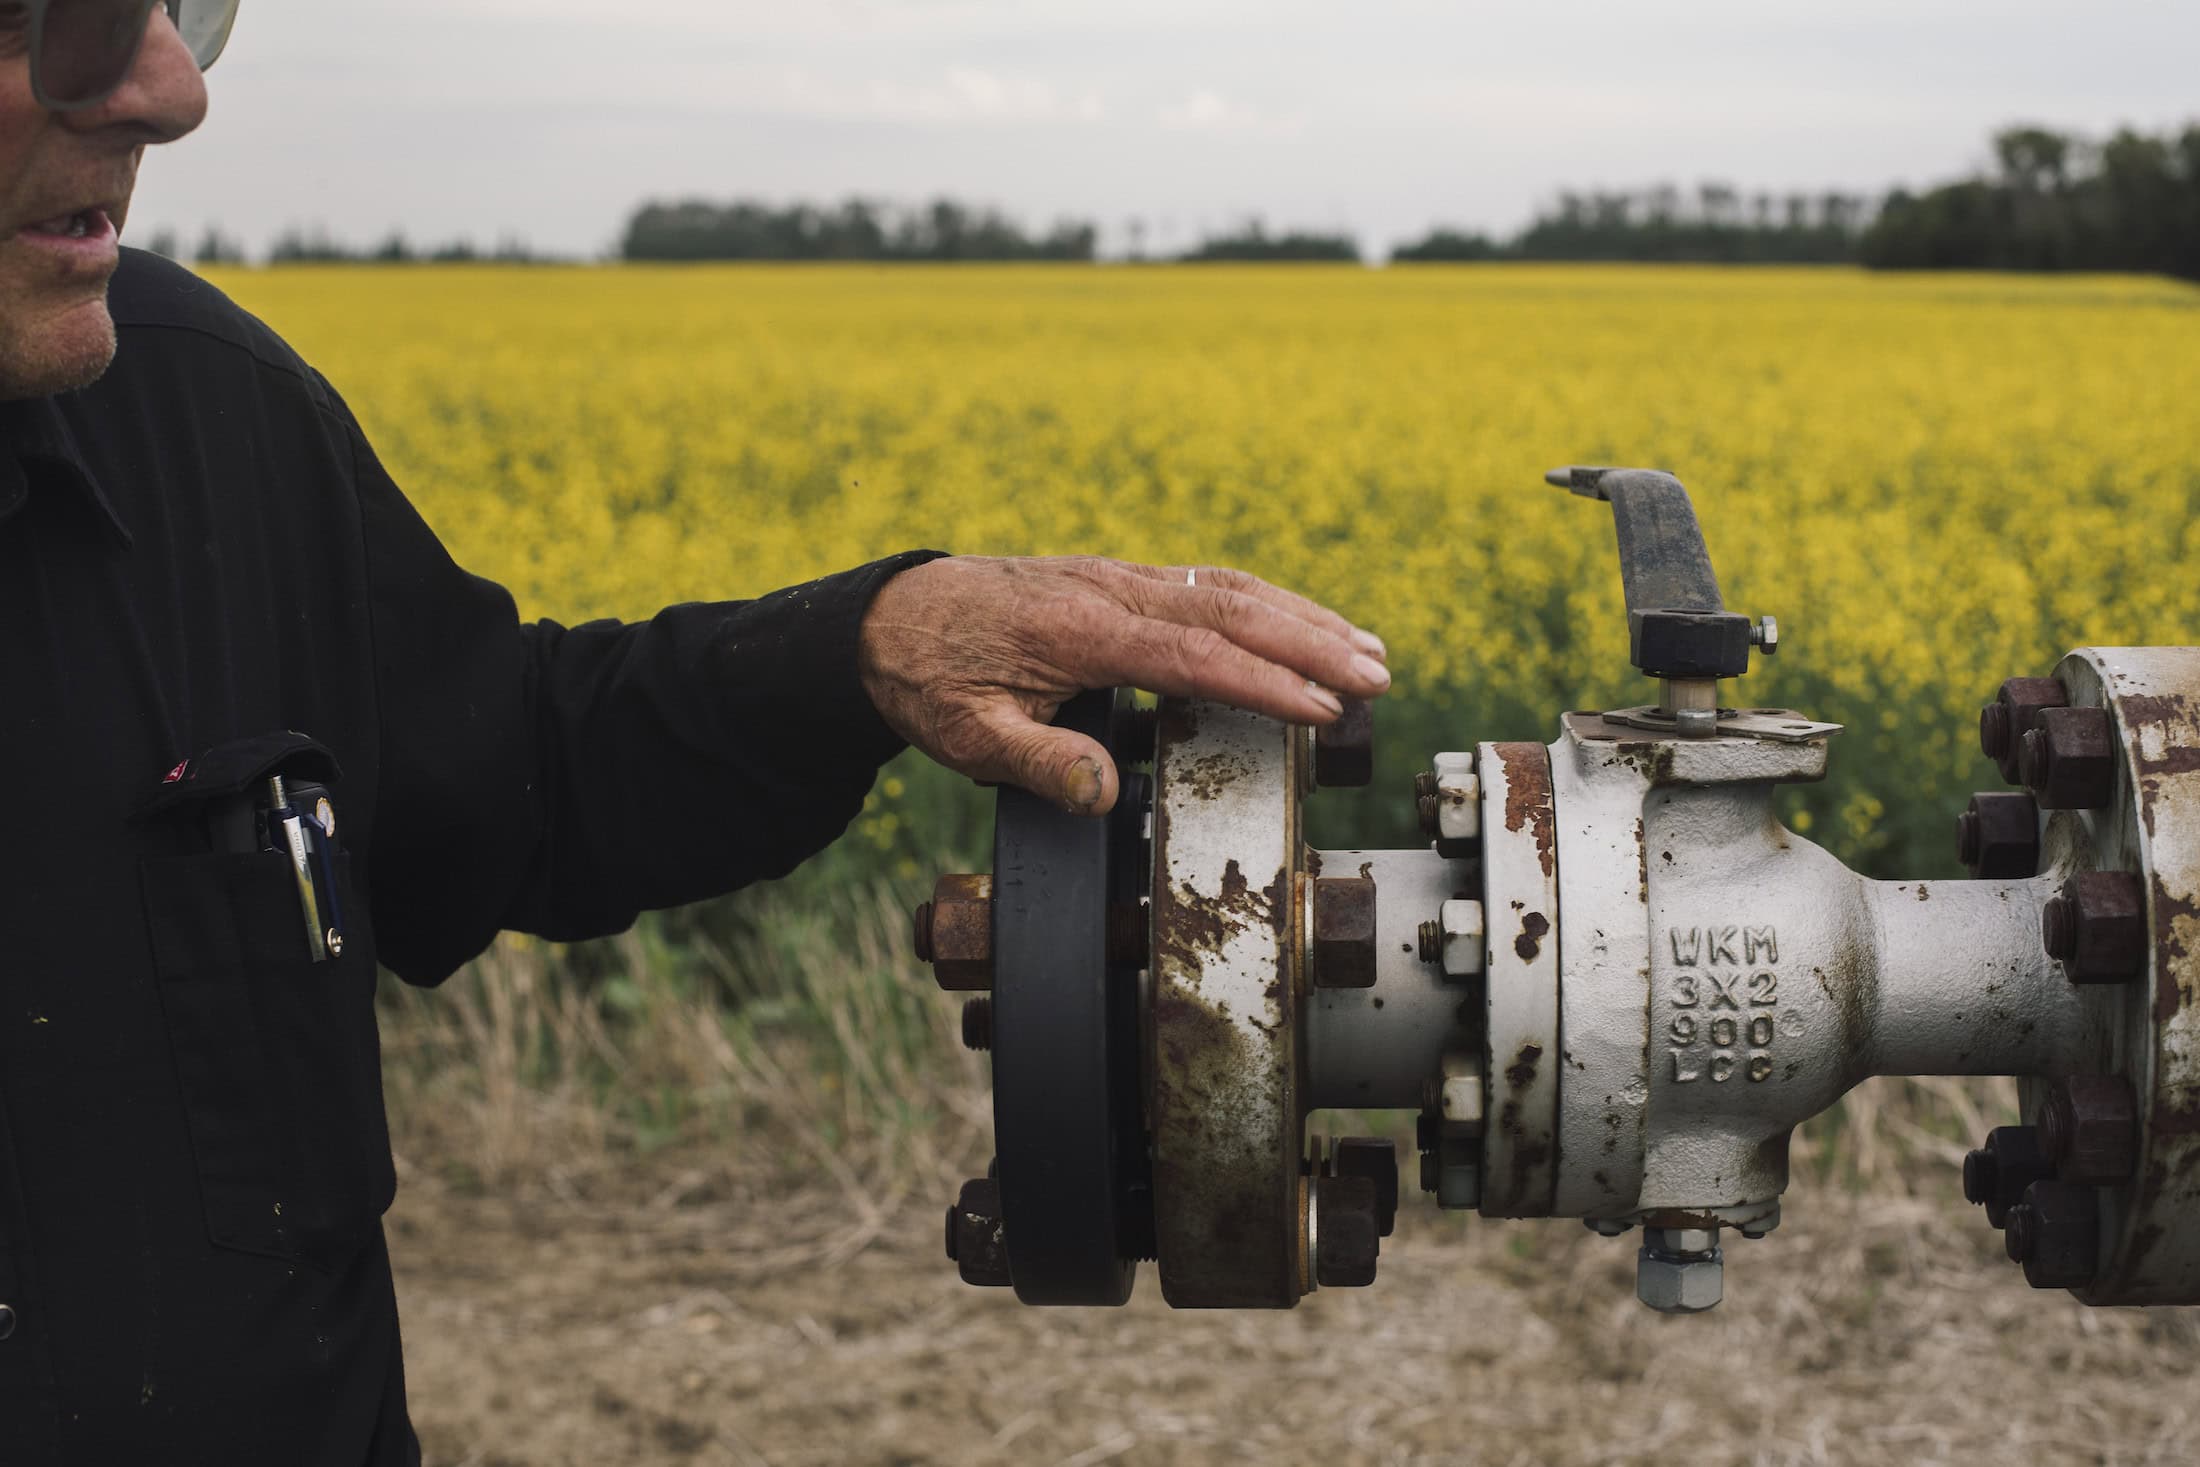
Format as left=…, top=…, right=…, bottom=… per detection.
left=0, top=3, right=1390, bottom=1462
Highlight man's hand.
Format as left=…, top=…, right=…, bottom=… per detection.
left=857, top=556, right=1390, bottom=815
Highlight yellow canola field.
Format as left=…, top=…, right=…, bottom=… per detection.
left=208, top=263, right=2200, bottom=869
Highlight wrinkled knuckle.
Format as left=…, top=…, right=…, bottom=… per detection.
left=1174, top=623, right=1227, bottom=674
left=932, top=712, right=997, bottom=770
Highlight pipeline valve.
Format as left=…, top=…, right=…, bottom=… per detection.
left=913, top=468, right=2200, bottom=1314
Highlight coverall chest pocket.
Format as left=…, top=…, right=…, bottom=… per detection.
left=138, top=846, right=394, bottom=1272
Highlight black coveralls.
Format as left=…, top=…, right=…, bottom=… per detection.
left=0, top=249, right=942, bottom=1464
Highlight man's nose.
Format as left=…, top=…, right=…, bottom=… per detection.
left=65, top=5, right=209, bottom=142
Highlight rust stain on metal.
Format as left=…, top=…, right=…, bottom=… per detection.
left=1494, top=742, right=1556, bottom=878
left=1153, top=858, right=1262, bottom=989
left=2153, top=881, right=2199, bottom=1027
left=2121, top=693, right=2200, bottom=781
left=1149, top=885, right=1298, bottom=1307
left=1504, top=1041, right=1543, bottom=1091
left=1514, top=910, right=1550, bottom=963
left=1636, top=818, right=1649, bottom=904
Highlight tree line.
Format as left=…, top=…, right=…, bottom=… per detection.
left=1859, top=124, right=2200, bottom=277
left=145, top=120, right=2199, bottom=277
left=620, top=198, right=1096, bottom=262
left=142, top=224, right=552, bottom=266
left=1394, top=186, right=1872, bottom=264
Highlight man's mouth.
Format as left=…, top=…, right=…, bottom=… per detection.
left=22, top=207, right=115, bottom=241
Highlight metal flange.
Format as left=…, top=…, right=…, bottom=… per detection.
left=1148, top=698, right=1307, bottom=1307
left=1478, top=742, right=1561, bottom=1216
left=991, top=689, right=1153, bottom=1305
left=2039, top=648, right=2200, bottom=1303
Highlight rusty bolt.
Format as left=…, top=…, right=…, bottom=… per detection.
left=1413, top=770, right=1438, bottom=802
left=945, top=1177, right=1013, bottom=1287
left=1311, top=875, right=1379, bottom=989
left=2003, top=1180, right=2100, bottom=1290
left=1333, top=1137, right=1399, bottom=1237
left=2019, top=705, right=2117, bottom=810
left=1981, top=676, right=2067, bottom=783
left=919, top=873, right=994, bottom=991
left=2038, top=1074, right=2138, bottom=1186
left=1314, top=697, right=1374, bottom=788
left=1957, top=792, right=2040, bottom=879
left=1963, top=1124, right=2055, bottom=1229
left=2042, top=871, right=2147, bottom=983
left=960, top=997, right=993, bottom=1052
left=1312, top=1173, right=1381, bottom=1287
left=1417, top=919, right=1441, bottom=962
left=1416, top=793, right=1441, bottom=838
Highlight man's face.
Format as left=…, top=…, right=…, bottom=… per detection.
left=0, top=4, right=205, bottom=400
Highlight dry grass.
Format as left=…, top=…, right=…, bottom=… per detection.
left=377, top=877, right=992, bottom=1277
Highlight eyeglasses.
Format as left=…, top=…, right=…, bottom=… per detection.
left=6, top=0, right=239, bottom=112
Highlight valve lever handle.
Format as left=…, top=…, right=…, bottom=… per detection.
left=1548, top=466, right=1754, bottom=680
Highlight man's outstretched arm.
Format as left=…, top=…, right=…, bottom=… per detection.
left=354, top=412, right=1383, bottom=980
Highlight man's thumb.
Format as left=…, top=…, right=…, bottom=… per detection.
left=983, top=707, right=1119, bottom=816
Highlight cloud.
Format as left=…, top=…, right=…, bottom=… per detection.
left=1156, top=89, right=1297, bottom=136
left=758, top=65, right=1105, bottom=125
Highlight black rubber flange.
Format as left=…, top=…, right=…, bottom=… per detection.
left=991, top=688, right=1154, bottom=1305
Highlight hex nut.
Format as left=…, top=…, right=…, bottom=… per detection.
left=1432, top=751, right=1480, bottom=847
left=1314, top=697, right=1374, bottom=788
left=2005, top=1180, right=2100, bottom=1290
left=2039, top=1074, right=2138, bottom=1186
left=923, top=873, right=995, bottom=991
left=1967, top=1124, right=2054, bottom=1229
left=1440, top=1073, right=1484, bottom=1130
left=1636, top=1250, right=1723, bottom=1314
left=2020, top=705, right=2117, bottom=810
left=1436, top=1157, right=1481, bottom=1210
left=1312, top=1174, right=1381, bottom=1287
left=1333, top=1137, right=1399, bottom=1237
left=946, top=1178, right=1013, bottom=1287
left=1957, top=791, right=2040, bottom=879
left=1644, top=1226, right=1718, bottom=1255
left=1981, top=676, right=2067, bottom=783
left=2044, top=871, right=2147, bottom=983
left=1311, top=876, right=1379, bottom=988
left=1440, top=898, right=1486, bottom=978
left=1436, top=1048, right=1485, bottom=1131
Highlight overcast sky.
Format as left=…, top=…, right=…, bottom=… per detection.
left=126, top=0, right=2200, bottom=260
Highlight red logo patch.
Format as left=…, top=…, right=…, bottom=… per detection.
left=162, top=759, right=189, bottom=784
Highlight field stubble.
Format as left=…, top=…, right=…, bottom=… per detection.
left=206, top=263, right=2200, bottom=1463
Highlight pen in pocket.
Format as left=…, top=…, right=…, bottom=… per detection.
left=267, top=775, right=327, bottom=962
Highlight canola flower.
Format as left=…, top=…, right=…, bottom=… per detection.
left=207, top=263, right=2200, bottom=873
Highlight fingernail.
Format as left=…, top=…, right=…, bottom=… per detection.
left=1350, top=627, right=1387, bottom=661
left=1350, top=653, right=1391, bottom=692
left=1065, top=757, right=1105, bottom=809
left=1308, top=684, right=1345, bottom=718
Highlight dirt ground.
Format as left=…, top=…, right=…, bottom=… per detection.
left=388, top=1155, right=2200, bottom=1467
